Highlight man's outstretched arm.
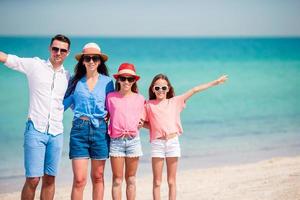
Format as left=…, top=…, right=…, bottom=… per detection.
left=0, top=51, right=8, bottom=63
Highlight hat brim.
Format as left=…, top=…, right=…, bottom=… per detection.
left=75, top=53, right=108, bottom=61
left=113, top=73, right=140, bottom=81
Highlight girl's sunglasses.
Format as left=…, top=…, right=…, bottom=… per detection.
left=119, top=76, right=136, bottom=83
left=154, top=85, right=168, bottom=91
left=83, top=55, right=101, bottom=63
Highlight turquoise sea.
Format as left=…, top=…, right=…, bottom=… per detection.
left=0, top=37, right=300, bottom=193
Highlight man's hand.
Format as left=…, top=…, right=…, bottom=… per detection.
left=0, top=51, right=8, bottom=63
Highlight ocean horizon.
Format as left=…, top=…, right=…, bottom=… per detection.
left=0, top=36, right=300, bottom=193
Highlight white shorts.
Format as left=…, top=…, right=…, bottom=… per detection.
left=151, top=136, right=181, bottom=158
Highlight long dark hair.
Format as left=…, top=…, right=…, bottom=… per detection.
left=65, top=56, right=109, bottom=98
left=115, top=78, right=138, bottom=93
left=148, top=74, right=175, bottom=100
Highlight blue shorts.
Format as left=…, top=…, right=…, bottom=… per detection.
left=24, top=120, right=63, bottom=177
left=69, top=118, right=110, bottom=160
left=110, top=136, right=143, bottom=157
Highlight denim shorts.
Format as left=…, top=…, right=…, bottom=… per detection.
left=69, top=118, right=110, bottom=160
left=151, top=136, right=181, bottom=158
left=110, top=136, right=143, bottom=157
left=24, top=120, right=63, bottom=177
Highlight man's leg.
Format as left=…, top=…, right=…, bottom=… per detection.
left=42, top=133, right=63, bottom=200
left=40, top=174, right=55, bottom=200
left=21, top=177, right=40, bottom=200
left=23, top=120, right=46, bottom=200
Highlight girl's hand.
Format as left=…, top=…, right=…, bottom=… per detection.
left=137, top=119, right=144, bottom=129
left=215, top=75, right=228, bottom=85
left=182, top=74, right=229, bottom=102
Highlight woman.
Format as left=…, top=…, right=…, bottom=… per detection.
left=64, top=42, right=114, bottom=200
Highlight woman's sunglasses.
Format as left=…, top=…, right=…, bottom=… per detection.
left=83, top=55, right=101, bottom=63
left=51, top=47, right=68, bottom=54
left=154, top=85, right=168, bottom=91
left=119, top=76, right=136, bottom=83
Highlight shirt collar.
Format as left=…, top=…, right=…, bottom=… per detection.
left=46, top=59, right=65, bottom=73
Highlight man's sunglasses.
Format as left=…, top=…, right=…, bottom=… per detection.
left=83, top=55, right=101, bottom=63
left=119, top=76, right=136, bottom=83
left=51, top=47, right=68, bottom=54
left=154, top=85, right=168, bottom=91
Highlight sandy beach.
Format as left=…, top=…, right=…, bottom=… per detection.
left=1, top=156, right=299, bottom=200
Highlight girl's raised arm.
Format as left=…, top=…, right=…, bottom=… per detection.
left=182, top=75, right=228, bottom=102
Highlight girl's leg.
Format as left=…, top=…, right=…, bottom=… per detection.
left=111, top=157, right=125, bottom=200
left=166, top=157, right=178, bottom=200
left=152, top=157, right=164, bottom=200
left=91, top=159, right=106, bottom=200
left=125, top=157, right=139, bottom=200
left=71, top=159, right=89, bottom=200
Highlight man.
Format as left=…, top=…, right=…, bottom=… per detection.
left=0, top=34, right=71, bottom=200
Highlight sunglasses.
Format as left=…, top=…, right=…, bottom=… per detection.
left=83, top=55, right=101, bottom=63
left=119, top=76, right=136, bottom=83
left=154, top=85, right=168, bottom=91
left=51, top=47, right=68, bottom=54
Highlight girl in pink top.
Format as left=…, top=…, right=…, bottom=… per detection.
left=144, top=73, right=228, bottom=200
left=106, top=63, right=145, bottom=200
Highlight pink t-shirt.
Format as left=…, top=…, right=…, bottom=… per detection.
left=106, top=91, right=145, bottom=138
left=144, top=95, right=186, bottom=142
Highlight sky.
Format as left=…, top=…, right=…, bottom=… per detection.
left=0, top=0, right=300, bottom=37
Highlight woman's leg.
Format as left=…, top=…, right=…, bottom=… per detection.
left=152, top=157, right=164, bottom=200
left=125, top=157, right=139, bottom=200
left=111, top=157, right=125, bottom=200
left=91, top=159, right=106, bottom=200
left=166, top=157, right=178, bottom=200
left=71, top=159, right=89, bottom=200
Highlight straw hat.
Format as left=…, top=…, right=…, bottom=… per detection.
left=75, top=42, right=108, bottom=61
left=113, top=63, right=140, bottom=81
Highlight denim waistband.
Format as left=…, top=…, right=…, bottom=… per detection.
left=74, top=117, right=105, bottom=121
